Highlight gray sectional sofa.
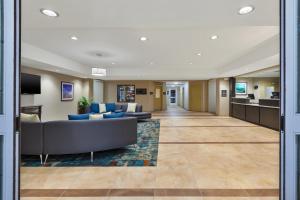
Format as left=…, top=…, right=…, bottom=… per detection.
left=117, top=103, right=152, bottom=120
left=21, top=117, right=137, bottom=164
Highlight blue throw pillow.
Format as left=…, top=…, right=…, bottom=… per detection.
left=90, top=102, right=100, bottom=113
left=106, top=103, right=116, bottom=112
left=103, top=112, right=125, bottom=119
left=68, top=114, right=89, bottom=120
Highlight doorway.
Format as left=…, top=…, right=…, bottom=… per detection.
left=169, top=89, right=177, bottom=105
left=3, top=0, right=299, bottom=199
left=154, top=85, right=163, bottom=111
left=166, top=81, right=185, bottom=110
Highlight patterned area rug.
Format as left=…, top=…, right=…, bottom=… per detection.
left=21, top=119, right=160, bottom=167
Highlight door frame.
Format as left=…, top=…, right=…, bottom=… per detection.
left=0, top=0, right=20, bottom=199
left=281, top=0, right=300, bottom=199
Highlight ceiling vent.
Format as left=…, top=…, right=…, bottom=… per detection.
left=95, top=53, right=103, bottom=57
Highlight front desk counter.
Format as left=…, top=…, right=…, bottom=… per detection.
left=231, top=98, right=280, bottom=130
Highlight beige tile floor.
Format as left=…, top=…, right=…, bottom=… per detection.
left=21, top=106, right=279, bottom=200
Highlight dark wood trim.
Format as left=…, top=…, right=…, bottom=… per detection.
left=229, top=77, right=236, bottom=116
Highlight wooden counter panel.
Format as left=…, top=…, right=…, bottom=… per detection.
left=232, top=104, right=246, bottom=120
left=259, top=107, right=280, bottom=130
left=245, top=105, right=260, bottom=124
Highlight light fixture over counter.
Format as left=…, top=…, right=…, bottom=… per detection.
left=92, top=68, right=106, bottom=76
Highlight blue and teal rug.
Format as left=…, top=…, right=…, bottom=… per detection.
left=21, top=119, right=160, bottom=167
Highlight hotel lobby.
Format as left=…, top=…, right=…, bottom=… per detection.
left=19, top=0, right=280, bottom=199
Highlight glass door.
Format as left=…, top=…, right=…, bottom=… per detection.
left=169, top=89, right=177, bottom=105
left=0, top=0, right=20, bottom=199
left=281, top=0, right=300, bottom=199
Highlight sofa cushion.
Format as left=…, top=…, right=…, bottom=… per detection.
left=68, top=114, right=89, bottom=120
left=127, top=103, right=137, bottom=112
left=21, top=113, right=40, bottom=122
left=90, top=103, right=100, bottom=113
left=103, top=112, right=125, bottom=119
left=106, top=103, right=116, bottom=112
left=121, top=104, right=128, bottom=112
left=136, top=104, right=143, bottom=112
left=99, top=103, right=106, bottom=113
left=115, top=104, right=122, bottom=110
left=89, top=114, right=104, bottom=120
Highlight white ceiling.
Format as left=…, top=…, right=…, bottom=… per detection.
left=239, top=66, right=280, bottom=77
left=21, top=0, right=280, bottom=80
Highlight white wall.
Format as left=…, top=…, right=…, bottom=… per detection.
left=216, top=79, right=230, bottom=116
left=235, top=77, right=280, bottom=100
left=208, top=79, right=217, bottom=113
left=21, top=67, right=90, bottom=121
left=93, top=79, right=104, bottom=103
left=183, top=82, right=189, bottom=110
left=103, top=80, right=155, bottom=112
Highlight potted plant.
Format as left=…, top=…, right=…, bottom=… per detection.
left=78, top=96, right=90, bottom=114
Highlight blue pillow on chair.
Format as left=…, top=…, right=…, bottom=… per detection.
left=106, top=103, right=116, bottom=112
left=68, top=114, right=89, bottom=120
left=90, top=102, right=100, bottom=113
left=103, top=112, right=124, bottom=119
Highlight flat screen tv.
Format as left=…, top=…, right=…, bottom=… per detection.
left=21, top=73, right=41, bottom=94
left=136, top=88, right=147, bottom=95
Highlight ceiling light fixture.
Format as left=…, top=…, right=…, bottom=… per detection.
left=92, top=68, right=106, bottom=76
left=71, top=36, right=78, bottom=41
left=196, top=53, right=202, bottom=56
left=238, top=6, right=255, bottom=15
left=111, top=62, right=116, bottom=65
left=140, top=37, right=148, bottom=41
left=210, top=35, right=218, bottom=40
left=40, top=9, right=59, bottom=17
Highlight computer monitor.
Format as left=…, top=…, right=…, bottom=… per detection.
left=271, top=92, right=280, bottom=99
left=247, top=94, right=255, bottom=99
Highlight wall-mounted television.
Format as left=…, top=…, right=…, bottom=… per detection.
left=136, top=88, right=147, bottom=95
left=21, top=73, right=41, bottom=94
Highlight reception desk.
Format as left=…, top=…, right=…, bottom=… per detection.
left=231, top=98, right=280, bottom=130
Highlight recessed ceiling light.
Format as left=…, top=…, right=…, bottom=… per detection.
left=196, top=53, right=202, bottom=56
left=40, top=9, right=59, bottom=17
left=238, top=6, right=255, bottom=15
left=140, top=37, right=148, bottom=41
left=210, top=35, right=218, bottom=40
left=71, top=36, right=78, bottom=41
left=111, top=62, right=116, bottom=65
left=189, top=62, right=193, bottom=65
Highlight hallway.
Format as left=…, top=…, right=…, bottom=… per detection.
left=21, top=109, right=279, bottom=200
